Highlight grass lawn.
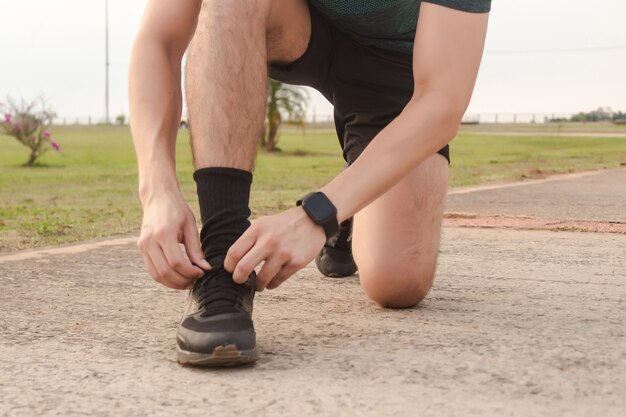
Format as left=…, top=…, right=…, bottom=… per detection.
left=1, top=125, right=625, bottom=251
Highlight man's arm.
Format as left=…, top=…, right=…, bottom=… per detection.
left=320, top=3, right=489, bottom=222
left=129, top=0, right=211, bottom=289
left=225, top=3, right=489, bottom=288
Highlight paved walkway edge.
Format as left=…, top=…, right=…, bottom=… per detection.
left=443, top=215, right=626, bottom=234
left=0, top=236, right=137, bottom=263
left=448, top=168, right=622, bottom=195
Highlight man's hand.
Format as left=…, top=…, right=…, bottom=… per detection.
left=137, top=191, right=211, bottom=289
left=224, top=207, right=327, bottom=291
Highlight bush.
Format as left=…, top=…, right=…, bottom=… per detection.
left=0, top=98, right=59, bottom=166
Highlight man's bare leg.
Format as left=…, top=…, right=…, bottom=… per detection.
left=176, top=0, right=311, bottom=366
left=184, top=0, right=310, bottom=258
left=186, top=0, right=310, bottom=171
left=352, top=154, right=449, bottom=308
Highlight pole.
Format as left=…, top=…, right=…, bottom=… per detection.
left=105, top=0, right=110, bottom=124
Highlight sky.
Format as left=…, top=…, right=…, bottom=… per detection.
left=0, top=0, right=625, bottom=123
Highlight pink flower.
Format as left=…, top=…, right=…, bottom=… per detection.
left=3, top=113, right=10, bottom=124
left=13, top=122, right=20, bottom=130
left=42, top=131, right=51, bottom=139
left=51, top=141, right=60, bottom=152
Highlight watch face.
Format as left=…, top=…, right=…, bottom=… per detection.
left=305, top=192, right=337, bottom=224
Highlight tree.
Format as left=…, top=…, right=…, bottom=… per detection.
left=612, top=111, right=625, bottom=123
left=1, top=98, right=59, bottom=167
left=259, top=79, right=308, bottom=152
left=570, top=107, right=617, bottom=122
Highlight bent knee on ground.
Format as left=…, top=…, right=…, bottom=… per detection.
left=359, top=262, right=436, bottom=309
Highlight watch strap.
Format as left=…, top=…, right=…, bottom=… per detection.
left=319, top=213, right=340, bottom=241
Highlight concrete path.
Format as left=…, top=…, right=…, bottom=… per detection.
left=445, top=169, right=626, bottom=234
left=1, top=169, right=625, bottom=416
left=447, top=169, right=626, bottom=222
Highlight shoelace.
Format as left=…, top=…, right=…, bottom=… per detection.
left=196, top=264, right=246, bottom=317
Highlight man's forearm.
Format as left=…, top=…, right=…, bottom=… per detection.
left=129, top=38, right=184, bottom=203
left=320, top=91, right=462, bottom=223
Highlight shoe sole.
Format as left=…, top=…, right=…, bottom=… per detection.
left=176, top=344, right=259, bottom=367
left=326, top=272, right=352, bottom=278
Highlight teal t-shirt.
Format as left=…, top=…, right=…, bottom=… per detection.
left=309, top=0, right=491, bottom=53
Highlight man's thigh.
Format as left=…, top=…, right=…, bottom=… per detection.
left=267, top=1, right=334, bottom=99
left=266, top=0, right=311, bottom=64
left=352, top=153, right=448, bottom=308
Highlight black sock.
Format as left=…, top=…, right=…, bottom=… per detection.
left=193, top=167, right=253, bottom=261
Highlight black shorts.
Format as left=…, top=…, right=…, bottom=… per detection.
left=268, top=2, right=450, bottom=165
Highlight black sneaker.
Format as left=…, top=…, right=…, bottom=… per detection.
left=315, top=218, right=358, bottom=278
left=176, top=255, right=258, bottom=366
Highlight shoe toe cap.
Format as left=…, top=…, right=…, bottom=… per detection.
left=177, top=313, right=255, bottom=353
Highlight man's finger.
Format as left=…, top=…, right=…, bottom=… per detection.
left=231, top=240, right=267, bottom=285
left=142, top=252, right=186, bottom=290
left=256, top=256, right=285, bottom=289
left=183, top=219, right=211, bottom=270
left=140, top=253, right=159, bottom=281
left=224, top=229, right=257, bottom=275
left=161, top=238, right=204, bottom=279
left=266, top=265, right=300, bottom=290
left=146, top=241, right=194, bottom=289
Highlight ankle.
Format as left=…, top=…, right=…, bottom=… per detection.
left=194, top=167, right=253, bottom=260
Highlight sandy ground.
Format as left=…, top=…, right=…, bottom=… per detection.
left=0, top=228, right=624, bottom=416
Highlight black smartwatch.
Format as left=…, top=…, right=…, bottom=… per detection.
left=296, top=192, right=340, bottom=241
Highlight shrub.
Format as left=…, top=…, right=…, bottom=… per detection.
left=0, top=98, right=59, bottom=166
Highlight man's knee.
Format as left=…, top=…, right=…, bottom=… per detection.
left=266, top=0, right=311, bottom=64
left=359, top=261, right=436, bottom=309
left=198, top=0, right=309, bottom=65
